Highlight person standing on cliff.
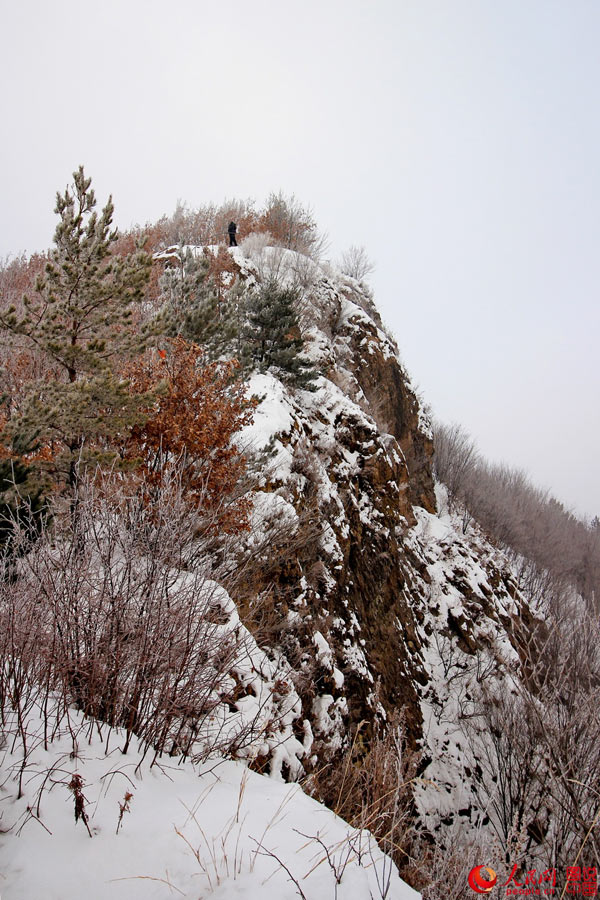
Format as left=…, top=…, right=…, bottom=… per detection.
left=228, top=221, right=238, bottom=247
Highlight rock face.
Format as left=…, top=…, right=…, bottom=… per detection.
left=333, top=286, right=436, bottom=516
left=233, top=256, right=434, bottom=752
left=232, top=247, right=533, bottom=837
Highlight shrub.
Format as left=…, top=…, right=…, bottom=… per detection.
left=125, top=337, right=256, bottom=533
left=0, top=476, right=254, bottom=763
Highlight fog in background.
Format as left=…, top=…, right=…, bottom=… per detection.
left=1, top=0, right=598, bottom=516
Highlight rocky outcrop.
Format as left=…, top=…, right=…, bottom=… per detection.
left=231, top=248, right=534, bottom=842
left=333, top=289, right=436, bottom=515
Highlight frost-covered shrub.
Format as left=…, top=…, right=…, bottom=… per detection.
left=0, top=474, right=305, bottom=772
left=240, top=230, right=275, bottom=258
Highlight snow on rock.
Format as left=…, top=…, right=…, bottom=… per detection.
left=239, top=373, right=296, bottom=459
left=149, top=244, right=539, bottom=853
left=405, top=495, right=529, bottom=836
left=313, top=631, right=345, bottom=688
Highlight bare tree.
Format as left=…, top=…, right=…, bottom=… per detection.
left=432, top=422, right=480, bottom=514
left=339, top=245, right=375, bottom=283
left=461, top=594, right=600, bottom=876
left=433, top=421, right=600, bottom=603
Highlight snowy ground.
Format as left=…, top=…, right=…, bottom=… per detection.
left=0, top=704, right=419, bottom=900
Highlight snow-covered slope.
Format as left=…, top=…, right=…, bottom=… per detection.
left=0, top=702, right=418, bottom=900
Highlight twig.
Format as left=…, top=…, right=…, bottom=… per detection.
left=17, top=806, right=53, bottom=836
left=110, top=874, right=185, bottom=896
left=250, top=837, right=307, bottom=900
left=560, top=788, right=600, bottom=900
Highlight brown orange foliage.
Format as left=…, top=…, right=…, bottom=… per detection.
left=0, top=350, right=58, bottom=471
left=126, top=337, right=256, bottom=533
left=0, top=412, right=9, bottom=461
left=213, top=205, right=258, bottom=245
left=0, top=252, right=48, bottom=309
left=257, top=194, right=318, bottom=253
left=204, top=245, right=239, bottom=303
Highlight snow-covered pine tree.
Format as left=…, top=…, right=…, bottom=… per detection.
left=0, top=167, right=154, bottom=488
left=158, top=247, right=238, bottom=361
left=243, top=280, right=317, bottom=388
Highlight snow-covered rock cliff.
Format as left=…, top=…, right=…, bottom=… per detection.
left=0, top=242, right=546, bottom=898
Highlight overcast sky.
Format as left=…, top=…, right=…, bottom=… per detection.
left=1, top=0, right=598, bottom=517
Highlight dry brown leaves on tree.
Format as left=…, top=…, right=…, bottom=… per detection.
left=126, top=337, right=256, bottom=533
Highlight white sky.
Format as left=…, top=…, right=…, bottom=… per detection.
left=1, top=0, right=598, bottom=517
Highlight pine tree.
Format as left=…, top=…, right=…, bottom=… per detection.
left=0, top=167, right=153, bottom=488
left=243, top=280, right=317, bottom=388
left=158, top=247, right=238, bottom=361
